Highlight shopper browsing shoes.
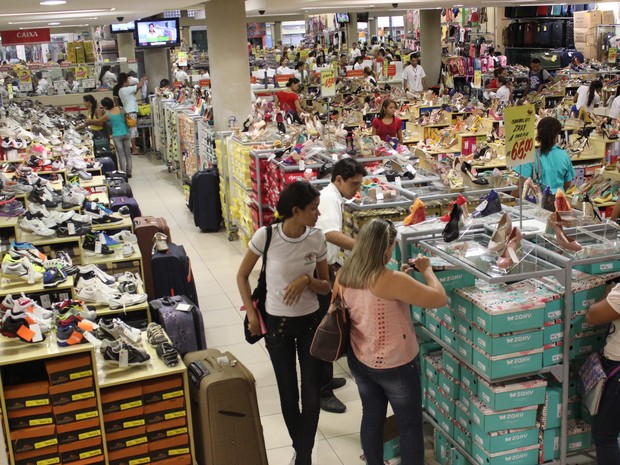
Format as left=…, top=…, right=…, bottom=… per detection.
left=336, top=220, right=447, bottom=465
left=315, top=158, right=367, bottom=414
left=118, top=72, right=148, bottom=155
left=85, top=97, right=133, bottom=178
left=371, top=98, right=403, bottom=144
left=237, top=181, right=330, bottom=465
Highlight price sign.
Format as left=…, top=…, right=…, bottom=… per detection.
left=81, top=78, right=95, bottom=88
left=504, top=104, right=536, bottom=168
left=473, top=70, right=481, bottom=89
left=320, top=69, right=336, bottom=98
left=178, top=52, right=188, bottom=67
left=609, top=48, right=617, bottom=63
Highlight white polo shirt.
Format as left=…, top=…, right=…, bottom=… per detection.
left=350, top=48, right=361, bottom=59
left=315, top=183, right=345, bottom=265
left=402, top=64, right=426, bottom=92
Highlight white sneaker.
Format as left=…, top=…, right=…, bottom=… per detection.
left=77, top=264, right=116, bottom=285
left=76, top=276, right=118, bottom=292
left=62, top=189, right=85, bottom=207
left=20, top=217, right=55, bottom=237
left=121, top=242, right=135, bottom=258
left=1, top=258, right=43, bottom=282
left=14, top=294, right=53, bottom=319
left=111, top=230, right=138, bottom=244
left=75, top=285, right=112, bottom=305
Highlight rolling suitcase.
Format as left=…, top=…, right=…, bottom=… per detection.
left=149, top=295, right=206, bottom=356
left=536, top=22, right=552, bottom=45
left=184, top=349, right=268, bottom=465
left=188, top=170, right=222, bottom=232
left=95, top=156, right=116, bottom=175
left=550, top=21, right=565, bottom=48
left=523, top=22, right=537, bottom=47
left=110, top=196, right=142, bottom=220
left=515, top=23, right=525, bottom=47
left=151, top=243, right=199, bottom=307
left=107, top=178, right=133, bottom=198
left=134, top=216, right=171, bottom=299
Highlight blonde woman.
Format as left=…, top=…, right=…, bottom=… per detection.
left=335, top=219, right=446, bottom=465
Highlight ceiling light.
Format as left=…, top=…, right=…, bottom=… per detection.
left=3, top=8, right=111, bottom=17
left=48, top=22, right=61, bottom=25
left=41, top=1, right=67, bottom=4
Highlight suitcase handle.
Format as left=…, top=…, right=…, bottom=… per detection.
left=218, top=410, right=246, bottom=418
left=188, top=360, right=210, bottom=386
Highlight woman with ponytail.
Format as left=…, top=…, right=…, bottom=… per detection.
left=574, top=79, right=603, bottom=119
left=237, top=181, right=330, bottom=465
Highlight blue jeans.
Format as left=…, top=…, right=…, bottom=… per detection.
left=592, top=360, right=620, bottom=463
left=265, top=311, right=322, bottom=465
left=347, top=350, right=424, bottom=465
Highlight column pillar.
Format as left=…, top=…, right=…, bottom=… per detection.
left=274, top=21, right=282, bottom=44
left=143, top=48, right=171, bottom=93
left=419, top=9, right=442, bottom=89
left=204, top=0, right=252, bottom=131
left=346, top=13, right=358, bottom=49
left=116, top=33, right=136, bottom=60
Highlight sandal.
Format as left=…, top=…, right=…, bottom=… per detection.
left=156, top=342, right=179, bottom=367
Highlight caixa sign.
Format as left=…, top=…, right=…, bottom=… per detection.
left=1, top=28, right=51, bottom=46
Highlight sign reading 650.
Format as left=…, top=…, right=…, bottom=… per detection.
left=510, top=138, right=534, bottom=161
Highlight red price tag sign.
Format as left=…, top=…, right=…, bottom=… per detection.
left=504, top=104, right=537, bottom=169
left=321, top=69, right=336, bottom=98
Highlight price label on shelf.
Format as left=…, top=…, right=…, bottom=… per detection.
left=504, top=104, right=536, bottom=169
left=320, top=69, right=336, bottom=98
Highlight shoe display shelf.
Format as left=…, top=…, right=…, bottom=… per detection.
left=162, top=102, right=193, bottom=178
left=178, top=111, right=202, bottom=182
left=197, top=120, right=217, bottom=170
left=0, top=332, right=195, bottom=465
left=149, top=95, right=173, bottom=157
left=397, top=214, right=620, bottom=465
left=0, top=217, right=18, bottom=256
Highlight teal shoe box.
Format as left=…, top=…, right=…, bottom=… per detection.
left=473, top=346, right=543, bottom=379
left=576, top=260, right=620, bottom=275
left=469, top=396, right=538, bottom=433
left=541, top=420, right=592, bottom=461
left=471, top=425, right=539, bottom=454
left=511, top=279, right=563, bottom=322
left=454, top=423, right=472, bottom=455
left=543, top=343, right=563, bottom=367
left=455, top=333, right=474, bottom=364
left=472, top=304, right=545, bottom=335
left=436, top=306, right=454, bottom=327
left=438, top=369, right=460, bottom=399
left=451, top=291, right=474, bottom=320
left=423, top=352, right=442, bottom=384
left=471, top=444, right=539, bottom=465
left=435, top=405, right=454, bottom=437
left=426, top=394, right=439, bottom=420
left=473, top=327, right=543, bottom=357
left=540, top=383, right=561, bottom=429
left=442, top=350, right=461, bottom=379
left=427, top=380, right=439, bottom=404
left=543, top=323, right=563, bottom=345
left=435, top=386, right=456, bottom=418
left=414, top=268, right=475, bottom=292
left=570, top=333, right=605, bottom=359
left=434, top=428, right=448, bottom=464
left=460, top=363, right=479, bottom=397
left=459, top=389, right=472, bottom=412
left=454, top=315, right=473, bottom=340
left=419, top=341, right=442, bottom=357
left=424, top=310, right=442, bottom=338
left=572, top=284, right=606, bottom=311
left=477, top=377, right=547, bottom=411
left=449, top=446, right=468, bottom=465
left=455, top=400, right=470, bottom=430
left=440, top=324, right=458, bottom=351
left=410, top=305, right=424, bottom=325
left=571, top=313, right=607, bottom=336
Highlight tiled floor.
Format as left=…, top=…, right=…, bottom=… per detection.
left=131, top=153, right=438, bottom=465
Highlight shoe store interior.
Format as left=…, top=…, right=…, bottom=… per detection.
left=4, top=0, right=620, bottom=464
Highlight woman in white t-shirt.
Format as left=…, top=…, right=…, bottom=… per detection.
left=609, top=87, right=620, bottom=120
left=586, top=284, right=620, bottom=463
left=573, top=80, right=603, bottom=117
left=495, top=76, right=511, bottom=104
left=237, top=181, right=330, bottom=465
left=353, top=56, right=364, bottom=71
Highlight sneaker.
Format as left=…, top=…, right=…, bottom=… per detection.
left=117, top=206, right=131, bottom=217
left=82, top=234, right=114, bottom=255
left=84, top=202, right=113, bottom=217
left=0, top=200, right=25, bottom=217
left=77, top=265, right=116, bottom=286
left=156, top=342, right=179, bottom=367
left=1, top=311, right=45, bottom=343
left=28, top=186, right=60, bottom=208
left=92, top=214, right=124, bottom=226
left=1, top=257, right=43, bottom=283
left=56, top=324, right=88, bottom=347
left=43, top=267, right=68, bottom=288
left=76, top=276, right=118, bottom=293
left=147, top=323, right=168, bottom=346
left=100, top=339, right=150, bottom=367
left=53, top=299, right=97, bottom=322
left=56, top=221, right=91, bottom=237
left=9, top=241, right=47, bottom=265
left=43, top=257, right=78, bottom=277
left=108, top=293, right=147, bottom=310
left=61, top=189, right=85, bottom=208
left=13, top=294, right=53, bottom=320
left=97, top=232, right=121, bottom=249
left=19, top=217, right=55, bottom=237
left=116, top=272, right=142, bottom=294
left=111, top=230, right=137, bottom=244
left=122, top=242, right=135, bottom=257
left=98, top=317, right=142, bottom=342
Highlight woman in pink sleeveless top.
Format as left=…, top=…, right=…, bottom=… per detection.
left=335, top=219, right=446, bottom=465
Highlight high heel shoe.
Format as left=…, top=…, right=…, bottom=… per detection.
left=447, top=169, right=465, bottom=192
left=488, top=212, right=512, bottom=254
left=153, top=233, right=169, bottom=253
left=403, top=198, right=426, bottom=226
left=440, top=194, right=469, bottom=222
left=496, top=227, right=523, bottom=269
left=546, top=212, right=583, bottom=252
left=473, top=190, right=502, bottom=217
left=461, top=161, right=489, bottom=185
left=583, top=193, right=603, bottom=221
left=443, top=204, right=463, bottom=243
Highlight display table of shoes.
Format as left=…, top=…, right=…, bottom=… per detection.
left=79, top=175, right=106, bottom=190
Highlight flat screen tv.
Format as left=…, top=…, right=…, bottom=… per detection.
left=336, top=13, right=350, bottom=23
left=110, top=21, right=135, bottom=33
left=357, top=12, right=369, bottom=22
left=135, top=19, right=180, bottom=48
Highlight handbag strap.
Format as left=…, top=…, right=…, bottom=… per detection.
left=260, top=225, right=273, bottom=275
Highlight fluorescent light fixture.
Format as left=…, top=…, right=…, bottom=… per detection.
left=9, top=17, right=100, bottom=24
left=3, top=8, right=111, bottom=17
left=41, top=1, right=67, bottom=5
left=48, top=22, right=61, bottom=25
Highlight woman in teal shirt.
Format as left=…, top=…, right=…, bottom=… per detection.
left=86, top=97, right=132, bottom=177
left=515, top=116, right=575, bottom=192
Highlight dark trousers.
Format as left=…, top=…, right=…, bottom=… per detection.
left=347, top=350, right=424, bottom=465
left=592, top=359, right=620, bottom=463
left=265, top=311, right=322, bottom=465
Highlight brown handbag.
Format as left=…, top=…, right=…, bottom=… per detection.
left=310, top=285, right=350, bottom=362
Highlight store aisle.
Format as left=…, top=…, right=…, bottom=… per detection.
left=131, top=154, right=437, bottom=465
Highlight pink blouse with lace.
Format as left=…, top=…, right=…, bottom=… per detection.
left=343, top=287, right=419, bottom=369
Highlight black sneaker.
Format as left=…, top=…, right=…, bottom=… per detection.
left=92, top=214, right=124, bottom=225
left=1, top=311, right=45, bottom=343
left=82, top=233, right=115, bottom=255
left=156, top=342, right=179, bottom=366
left=100, top=339, right=150, bottom=366
left=28, top=187, right=60, bottom=208
left=320, top=395, right=346, bottom=414
left=57, top=221, right=91, bottom=237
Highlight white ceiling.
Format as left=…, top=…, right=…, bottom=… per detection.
left=0, top=0, right=617, bottom=30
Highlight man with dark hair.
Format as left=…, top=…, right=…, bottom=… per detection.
left=315, top=157, right=367, bottom=413
left=526, top=58, right=553, bottom=94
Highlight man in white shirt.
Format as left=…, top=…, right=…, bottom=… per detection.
left=402, top=54, right=427, bottom=93
left=350, top=42, right=362, bottom=61
left=315, top=158, right=367, bottom=414
left=174, top=67, right=189, bottom=85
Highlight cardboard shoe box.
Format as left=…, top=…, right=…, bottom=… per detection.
left=104, top=406, right=145, bottom=434
left=58, top=437, right=103, bottom=463
left=101, top=383, right=143, bottom=414
left=573, top=10, right=602, bottom=28
left=573, top=28, right=596, bottom=45
left=146, top=416, right=189, bottom=442
left=54, top=398, right=98, bottom=425
left=57, top=417, right=102, bottom=444
left=4, top=381, right=51, bottom=411
left=49, top=377, right=95, bottom=406
left=106, top=426, right=148, bottom=451
left=108, top=444, right=150, bottom=465
left=14, top=445, right=59, bottom=465
left=45, top=353, right=93, bottom=386
left=8, top=404, right=54, bottom=430
left=149, top=433, right=191, bottom=462
left=11, top=425, right=57, bottom=454
left=144, top=397, right=186, bottom=425
left=142, top=375, right=184, bottom=404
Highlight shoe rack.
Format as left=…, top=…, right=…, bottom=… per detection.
left=0, top=334, right=195, bottom=465
left=396, top=208, right=620, bottom=465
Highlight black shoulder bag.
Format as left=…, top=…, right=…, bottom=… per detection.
left=244, top=225, right=273, bottom=344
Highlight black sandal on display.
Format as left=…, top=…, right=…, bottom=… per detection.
left=442, top=204, right=462, bottom=243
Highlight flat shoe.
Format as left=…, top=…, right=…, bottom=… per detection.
left=320, top=395, right=346, bottom=413
left=331, top=377, right=346, bottom=390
